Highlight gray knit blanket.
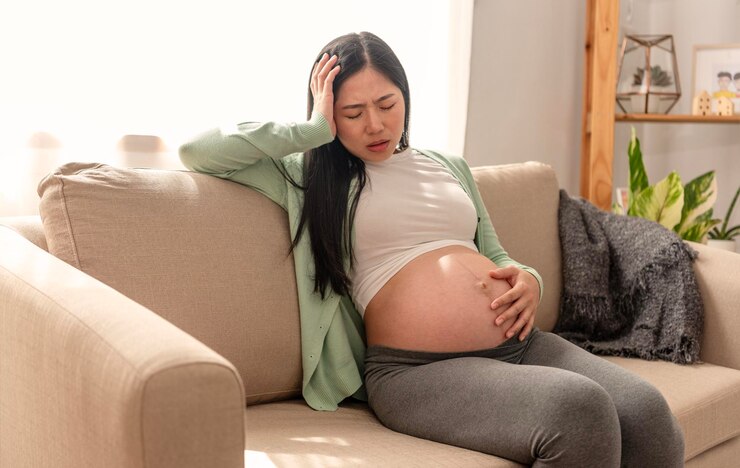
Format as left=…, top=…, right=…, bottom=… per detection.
left=553, top=190, right=703, bottom=364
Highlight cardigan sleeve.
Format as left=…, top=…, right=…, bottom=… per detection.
left=477, top=202, right=545, bottom=300
left=178, top=112, right=334, bottom=208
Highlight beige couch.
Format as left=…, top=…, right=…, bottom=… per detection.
left=1, top=160, right=739, bottom=468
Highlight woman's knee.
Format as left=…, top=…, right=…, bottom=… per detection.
left=547, top=374, right=619, bottom=428
left=619, top=379, right=685, bottom=466
left=619, top=379, right=679, bottom=432
left=535, top=373, right=621, bottom=465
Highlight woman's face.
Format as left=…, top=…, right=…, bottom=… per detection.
left=333, top=66, right=406, bottom=163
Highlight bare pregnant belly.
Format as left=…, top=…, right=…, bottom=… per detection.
left=363, top=245, right=518, bottom=352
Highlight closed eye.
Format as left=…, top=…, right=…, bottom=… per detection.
left=346, top=102, right=396, bottom=119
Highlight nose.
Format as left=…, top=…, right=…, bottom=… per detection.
left=365, top=109, right=384, bottom=134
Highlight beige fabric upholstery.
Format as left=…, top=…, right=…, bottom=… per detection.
left=244, top=400, right=524, bottom=467
left=0, top=225, right=244, bottom=468
left=686, top=436, right=740, bottom=468
left=471, top=162, right=561, bottom=332
left=243, top=352, right=740, bottom=467
left=0, top=215, right=47, bottom=251
left=602, top=356, right=740, bottom=461
left=2, top=160, right=736, bottom=466
left=688, top=241, right=740, bottom=370
left=36, top=162, right=303, bottom=405
left=35, top=161, right=563, bottom=405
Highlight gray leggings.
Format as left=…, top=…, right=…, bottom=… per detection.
left=364, top=327, right=685, bottom=467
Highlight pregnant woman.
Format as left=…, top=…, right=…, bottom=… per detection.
left=179, top=31, right=684, bottom=467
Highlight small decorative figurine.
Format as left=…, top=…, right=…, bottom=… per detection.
left=691, top=90, right=712, bottom=116
left=715, top=97, right=735, bottom=116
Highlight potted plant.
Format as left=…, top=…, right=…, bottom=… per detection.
left=707, top=186, right=740, bottom=252
left=614, top=127, right=721, bottom=242
left=631, top=65, right=674, bottom=113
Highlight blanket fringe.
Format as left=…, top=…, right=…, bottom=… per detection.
left=555, top=191, right=704, bottom=365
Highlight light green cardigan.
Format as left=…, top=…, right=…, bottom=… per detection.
left=179, top=112, right=543, bottom=411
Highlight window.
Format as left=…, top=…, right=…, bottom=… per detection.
left=0, top=0, right=471, bottom=216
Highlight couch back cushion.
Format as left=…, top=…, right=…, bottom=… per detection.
left=37, top=160, right=563, bottom=406
left=471, top=162, right=561, bottom=332
left=37, top=162, right=303, bottom=405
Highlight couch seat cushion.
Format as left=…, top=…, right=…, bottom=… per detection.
left=246, top=357, right=740, bottom=466
left=603, top=356, right=740, bottom=461
left=244, top=400, right=523, bottom=467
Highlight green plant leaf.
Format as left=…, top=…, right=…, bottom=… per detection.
left=719, top=187, right=740, bottom=236
left=612, top=202, right=624, bottom=215
left=676, top=171, right=717, bottom=235
left=631, top=171, right=684, bottom=230
left=682, top=209, right=721, bottom=242
left=627, top=127, right=649, bottom=216
left=725, top=225, right=740, bottom=240
left=713, top=224, right=740, bottom=240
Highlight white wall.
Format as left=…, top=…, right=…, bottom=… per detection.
left=614, top=0, right=740, bottom=230
left=466, top=0, right=739, bottom=231
left=0, top=0, right=461, bottom=216
left=464, top=0, right=586, bottom=194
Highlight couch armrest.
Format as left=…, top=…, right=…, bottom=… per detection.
left=0, top=215, right=47, bottom=251
left=0, top=226, right=245, bottom=468
left=688, top=241, right=740, bottom=370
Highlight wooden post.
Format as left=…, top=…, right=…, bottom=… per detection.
left=580, top=0, right=620, bottom=209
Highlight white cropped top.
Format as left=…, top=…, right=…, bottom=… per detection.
left=349, top=148, right=479, bottom=317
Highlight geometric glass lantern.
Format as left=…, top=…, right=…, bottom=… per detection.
left=616, top=34, right=681, bottom=114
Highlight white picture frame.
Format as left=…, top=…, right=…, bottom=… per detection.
left=691, top=43, right=740, bottom=114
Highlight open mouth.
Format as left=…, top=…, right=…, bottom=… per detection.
left=366, top=140, right=389, bottom=152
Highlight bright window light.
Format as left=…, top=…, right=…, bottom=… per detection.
left=0, top=0, right=468, bottom=216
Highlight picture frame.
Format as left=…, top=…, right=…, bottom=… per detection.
left=692, top=43, right=740, bottom=114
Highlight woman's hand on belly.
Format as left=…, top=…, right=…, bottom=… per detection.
left=364, top=246, right=531, bottom=352
left=488, top=266, right=541, bottom=341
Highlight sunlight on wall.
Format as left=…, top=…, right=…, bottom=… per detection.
left=0, top=0, right=461, bottom=216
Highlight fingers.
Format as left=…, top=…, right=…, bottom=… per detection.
left=310, top=54, right=326, bottom=94
left=490, top=282, right=524, bottom=311
left=504, top=309, right=531, bottom=339
left=312, top=53, right=339, bottom=96
left=488, top=267, right=539, bottom=341
left=493, top=300, right=522, bottom=326
left=488, top=266, right=518, bottom=279
left=310, top=53, right=340, bottom=136
left=325, top=62, right=341, bottom=90
left=518, top=318, right=535, bottom=341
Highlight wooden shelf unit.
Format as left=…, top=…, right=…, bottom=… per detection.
left=616, top=114, right=740, bottom=123
left=580, top=0, right=740, bottom=210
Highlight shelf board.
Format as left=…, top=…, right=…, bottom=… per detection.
left=615, top=113, right=740, bottom=123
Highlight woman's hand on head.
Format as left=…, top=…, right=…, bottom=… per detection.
left=488, top=266, right=540, bottom=341
left=310, top=53, right=341, bottom=137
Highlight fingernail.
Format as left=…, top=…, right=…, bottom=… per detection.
left=491, top=302, right=498, bottom=309
left=496, top=319, right=503, bottom=325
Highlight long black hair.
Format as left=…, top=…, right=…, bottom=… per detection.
left=273, top=32, right=411, bottom=300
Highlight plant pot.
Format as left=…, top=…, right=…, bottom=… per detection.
left=706, top=239, right=738, bottom=253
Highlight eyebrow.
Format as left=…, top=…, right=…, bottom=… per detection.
left=341, top=93, right=396, bottom=110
